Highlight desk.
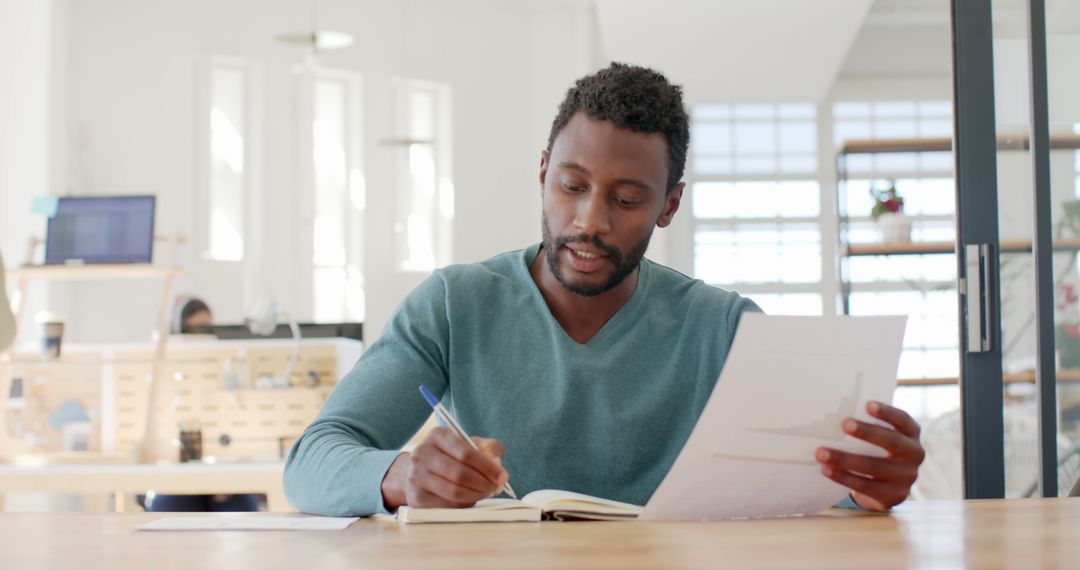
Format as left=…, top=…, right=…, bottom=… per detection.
left=0, top=462, right=288, bottom=512
left=0, top=498, right=1077, bottom=569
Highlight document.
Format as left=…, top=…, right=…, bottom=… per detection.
left=641, top=314, right=907, bottom=521
left=138, top=516, right=359, bottom=531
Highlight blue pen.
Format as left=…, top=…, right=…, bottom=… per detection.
left=419, top=385, right=518, bottom=500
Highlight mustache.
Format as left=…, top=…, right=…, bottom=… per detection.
left=554, top=233, right=622, bottom=260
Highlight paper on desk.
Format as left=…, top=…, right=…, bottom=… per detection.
left=138, top=516, right=359, bottom=531
left=641, top=314, right=907, bottom=521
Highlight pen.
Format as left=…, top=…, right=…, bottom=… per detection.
left=418, top=385, right=518, bottom=500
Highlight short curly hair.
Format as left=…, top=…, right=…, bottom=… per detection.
left=545, top=62, right=690, bottom=193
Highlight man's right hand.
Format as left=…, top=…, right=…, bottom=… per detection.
left=380, top=426, right=509, bottom=510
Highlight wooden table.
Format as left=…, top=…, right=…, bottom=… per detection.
left=0, top=498, right=1077, bottom=569
left=0, top=461, right=289, bottom=512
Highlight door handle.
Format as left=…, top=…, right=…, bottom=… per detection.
left=965, top=243, right=994, bottom=352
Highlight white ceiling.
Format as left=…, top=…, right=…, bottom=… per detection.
left=593, top=0, right=874, bottom=103
left=592, top=0, right=1079, bottom=103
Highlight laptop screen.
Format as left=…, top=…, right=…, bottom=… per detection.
left=44, top=196, right=157, bottom=264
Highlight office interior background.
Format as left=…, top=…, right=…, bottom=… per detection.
left=1, top=0, right=1079, bottom=510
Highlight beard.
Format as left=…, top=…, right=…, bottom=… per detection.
left=541, top=211, right=652, bottom=297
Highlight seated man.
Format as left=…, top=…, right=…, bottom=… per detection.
left=145, top=296, right=261, bottom=512
left=284, top=63, right=924, bottom=516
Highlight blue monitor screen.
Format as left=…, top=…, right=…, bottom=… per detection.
left=44, top=196, right=156, bottom=264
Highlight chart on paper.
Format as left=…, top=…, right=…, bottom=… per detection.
left=748, top=372, right=864, bottom=442
left=641, top=314, right=907, bottom=521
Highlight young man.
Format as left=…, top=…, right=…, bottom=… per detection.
left=284, top=63, right=925, bottom=516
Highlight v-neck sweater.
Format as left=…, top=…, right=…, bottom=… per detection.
left=284, top=243, right=759, bottom=516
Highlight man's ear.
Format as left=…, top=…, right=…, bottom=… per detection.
left=539, top=150, right=550, bottom=197
left=656, top=182, right=684, bottom=228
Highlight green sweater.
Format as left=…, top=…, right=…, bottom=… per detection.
left=284, top=243, right=759, bottom=516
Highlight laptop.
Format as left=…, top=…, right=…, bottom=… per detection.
left=44, top=196, right=156, bottom=265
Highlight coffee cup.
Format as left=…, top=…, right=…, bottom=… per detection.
left=178, top=422, right=203, bottom=463
left=35, top=312, right=65, bottom=360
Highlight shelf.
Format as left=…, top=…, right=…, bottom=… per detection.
left=898, top=369, right=1080, bottom=387
left=838, top=134, right=1080, bottom=155
left=7, top=264, right=180, bottom=281
left=1, top=354, right=200, bottom=367
left=843, top=238, right=1080, bottom=257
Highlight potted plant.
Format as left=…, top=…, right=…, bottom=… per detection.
left=870, top=180, right=911, bottom=243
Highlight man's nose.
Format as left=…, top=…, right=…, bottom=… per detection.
left=573, top=192, right=611, bottom=236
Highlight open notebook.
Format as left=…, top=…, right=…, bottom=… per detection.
left=396, top=490, right=643, bottom=524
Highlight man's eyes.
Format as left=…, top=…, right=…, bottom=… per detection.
left=560, top=182, right=641, bottom=207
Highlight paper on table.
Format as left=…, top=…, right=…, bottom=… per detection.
left=138, top=516, right=359, bottom=531
left=641, top=314, right=907, bottom=521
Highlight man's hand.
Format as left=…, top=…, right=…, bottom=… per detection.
left=381, top=427, right=509, bottom=510
left=815, top=400, right=925, bottom=511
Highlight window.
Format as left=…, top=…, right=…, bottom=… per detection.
left=689, top=103, right=823, bottom=316
left=393, top=80, right=453, bottom=272
left=206, top=59, right=253, bottom=261
left=834, top=99, right=960, bottom=421
left=310, top=71, right=364, bottom=322
left=688, top=98, right=962, bottom=422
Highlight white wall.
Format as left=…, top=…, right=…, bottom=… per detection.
left=595, top=0, right=873, bottom=104
left=29, top=0, right=600, bottom=343
left=0, top=1, right=52, bottom=259
left=0, top=0, right=69, bottom=342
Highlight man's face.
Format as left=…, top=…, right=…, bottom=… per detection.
left=540, top=112, right=683, bottom=297
left=183, top=310, right=213, bottom=334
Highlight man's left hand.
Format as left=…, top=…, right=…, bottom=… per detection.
left=815, top=400, right=925, bottom=511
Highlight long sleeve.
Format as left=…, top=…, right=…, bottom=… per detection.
left=283, top=273, right=452, bottom=516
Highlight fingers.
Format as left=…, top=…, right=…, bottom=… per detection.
left=411, top=467, right=491, bottom=506
left=815, top=448, right=917, bottom=483
left=841, top=417, right=924, bottom=462
left=474, top=437, right=506, bottom=461
left=423, top=449, right=503, bottom=494
left=403, top=427, right=510, bottom=508
left=815, top=403, right=927, bottom=511
left=818, top=464, right=906, bottom=511
left=429, top=428, right=508, bottom=484
left=866, top=401, right=921, bottom=440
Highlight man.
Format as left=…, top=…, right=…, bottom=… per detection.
left=284, top=63, right=924, bottom=516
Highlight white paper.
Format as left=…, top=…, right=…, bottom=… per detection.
left=138, top=516, right=359, bottom=531
left=641, top=314, right=907, bottom=521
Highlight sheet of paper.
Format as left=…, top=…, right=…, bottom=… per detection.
left=641, top=314, right=907, bottom=521
left=138, top=516, right=359, bottom=531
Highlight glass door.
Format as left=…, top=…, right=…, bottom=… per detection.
left=952, top=0, right=1080, bottom=498
left=1045, top=0, right=1080, bottom=497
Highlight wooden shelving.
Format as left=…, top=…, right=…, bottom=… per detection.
left=7, top=264, right=180, bottom=281
left=838, top=134, right=1080, bottom=155
left=843, top=238, right=1080, bottom=257
left=898, top=369, right=1080, bottom=387
left=838, top=135, right=1080, bottom=389
left=2, top=262, right=181, bottom=463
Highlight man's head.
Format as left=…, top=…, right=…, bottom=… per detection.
left=540, top=63, right=689, bottom=297
left=173, top=297, right=213, bottom=335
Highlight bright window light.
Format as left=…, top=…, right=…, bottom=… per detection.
left=207, top=64, right=248, bottom=261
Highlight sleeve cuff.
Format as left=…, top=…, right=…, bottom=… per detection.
left=364, top=450, right=407, bottom=516
left=834, top=493, right=864, bottom=510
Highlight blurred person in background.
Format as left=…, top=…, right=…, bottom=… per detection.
left=144, top=295, right=262, bottom=512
